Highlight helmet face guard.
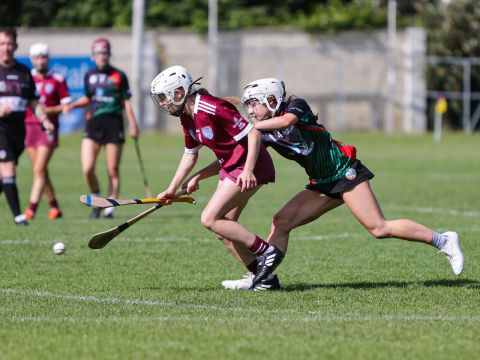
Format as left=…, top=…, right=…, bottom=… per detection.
left=150, top=65, right=198, bottom=117
left=241, top=78, right=286, bottom=114
left=150, top=92, right=184, bottom=117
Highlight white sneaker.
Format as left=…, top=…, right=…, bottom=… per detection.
left=439, top=231, right=464, bottom=275
left=222, top=272, right=254, bottom=290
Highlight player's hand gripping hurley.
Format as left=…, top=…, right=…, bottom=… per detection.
left=87, top=189, right=194, bottom=249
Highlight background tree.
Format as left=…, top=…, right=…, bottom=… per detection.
left=425, top=0, right=480, bottom=130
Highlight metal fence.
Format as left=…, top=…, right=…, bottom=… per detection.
left=426, top=55, right=480, bottom=133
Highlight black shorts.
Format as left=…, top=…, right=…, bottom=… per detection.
left=0, top=119, right=25, bottom=164
left=305, top=160, right=374, bottom=199
left=83, top=115, right=125, bottom=145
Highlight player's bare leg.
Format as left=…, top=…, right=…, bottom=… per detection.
left=200, top=178, right=262, bottom=248
left=250, top=189, right=342, bottom=289
left=343, top=181, right=434, bottom=243
left=103, top=143, right=122, bottom=218
left=208, top=180, right=256, bottom=268
left=105, top=143, right=122, bottom=198
left=343, top=180, right=464, bottom=275
left=25, top=146, right=54, bottom=218
left=268, top=189, right=343, bottom=254
left=81, top=138, right=101, bottom=193
left=81, top=138, right=102, bottom=219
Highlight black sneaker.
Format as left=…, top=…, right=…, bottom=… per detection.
left=14, top=214, right=29, bottom=226
left=89, top=207, right=101, bottom=219
left=251, top=244, right=284, bottom=287
left=250, top=273, right=281, bottom=291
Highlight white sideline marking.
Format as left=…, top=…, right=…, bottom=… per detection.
left=0, top=288, right=221, bottom=311
left=5, top=314, right=480, bottom=324
left=1, top=288, right=478, bottom=323
left=387, top=206, right=480, bottom=218
left=2, top=225, right=480, bottom=247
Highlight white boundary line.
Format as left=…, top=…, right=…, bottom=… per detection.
left=387, top=206, right=480, bottom=218
left=2, top=225, right=480, bottom=246
left=1, top=288, right=479, bottom=322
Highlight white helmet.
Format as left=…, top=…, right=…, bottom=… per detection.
left=241, top=78, right=286, bottom=112
left=150, top=65, right=197, bottom=116
left=29, top=43, right=49, bottom=58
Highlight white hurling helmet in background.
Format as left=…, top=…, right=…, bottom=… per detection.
left=241, top=78, right=286, bottom=112
left=150, top=65, right=197, bottom=116
left=29, top=43, right=49, bottom=58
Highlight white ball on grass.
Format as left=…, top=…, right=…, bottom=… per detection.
left=53, top=242, right=66, bottom=255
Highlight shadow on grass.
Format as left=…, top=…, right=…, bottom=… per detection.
left=283, top=278, right=480, bottom=292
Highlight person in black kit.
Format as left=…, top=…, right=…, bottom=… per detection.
left=63, top=38, right=138, bottom=219
left=0, top=27, right=53, bottom=225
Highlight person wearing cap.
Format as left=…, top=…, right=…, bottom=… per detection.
left=23, top=42, right=71, bottom=221
left=63, top=37, right=139, bottom=219
left=0, top=27, right=54, bottom=225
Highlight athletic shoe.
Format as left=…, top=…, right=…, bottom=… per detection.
left=89, top=207, right=101, bottom=220
left=24, top=208, right=35, bottom=220
left=14, top=214, right=29, bottom=226
left=48, top=207, right=63, bottom=220
left=222, top=272, right=254, bottom=290
left=439, top=231, right=464, bottom=275
left=104, top=207, right=115, bottom=219
left=252, top=244, right=284, bottom=287
left=250, top=273, right=281, bottom=291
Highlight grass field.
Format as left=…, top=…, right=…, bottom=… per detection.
left=0, top=132, right=479, bottom=360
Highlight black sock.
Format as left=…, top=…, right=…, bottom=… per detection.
left=2, top=176, right=21, bottom=217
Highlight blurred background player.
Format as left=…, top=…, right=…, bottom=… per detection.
left=24, top=43, right=71, bottom=220
left=63, top=37, right=138, bottom=219
left=224, top=77, right=464, bottom=290
left=151, top=66, right=279, bottom=290
left=0, top=27, right=53, bottom=225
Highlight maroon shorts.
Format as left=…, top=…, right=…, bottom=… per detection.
left=220, top=146, right=275, bottom=185
left=25, top=123, right=59, bottom=148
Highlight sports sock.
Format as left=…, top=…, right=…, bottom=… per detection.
left=249, top=236, right=269, bottom=255
left=247, top=259, right=257, bottom=274
left=49, top=198, right=59, bottom=209
left=28, top=202, right=38, bottom=212
left=3, top=176, right=21, bottom=217
left=431, top=232, right=448, bottom=250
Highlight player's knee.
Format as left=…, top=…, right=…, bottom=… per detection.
left=82, top=166, right=94, bottom=177
left=200, top=211, right=215, bottom=231
left=33, top=167, right=47, bottom=178
left=272, top=212, right=292, bottom=233
left=368, top=224, right=390, bottom=239
left=107, top=167, right=119, bottom=178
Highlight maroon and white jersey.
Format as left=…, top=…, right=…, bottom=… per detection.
left=180, top=93, right=255, bottom=172
left=24, top=69, right=71, bottom=126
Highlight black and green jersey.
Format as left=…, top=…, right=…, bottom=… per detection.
left=84, top=65, right=131, bottom=120
left=261, top=98, right=356, bottom=184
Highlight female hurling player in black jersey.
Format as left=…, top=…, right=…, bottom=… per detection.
left=222, top=78, right=465, bottom=291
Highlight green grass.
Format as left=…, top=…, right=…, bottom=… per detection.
left=1, top=132, right=479, bottom=360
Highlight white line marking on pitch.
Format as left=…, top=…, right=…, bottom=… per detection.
left=387, top=206, right=480, bottom=218
left=5, top=314, right=479, bottom=324
left=1, top=288, right=479, bottom=322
